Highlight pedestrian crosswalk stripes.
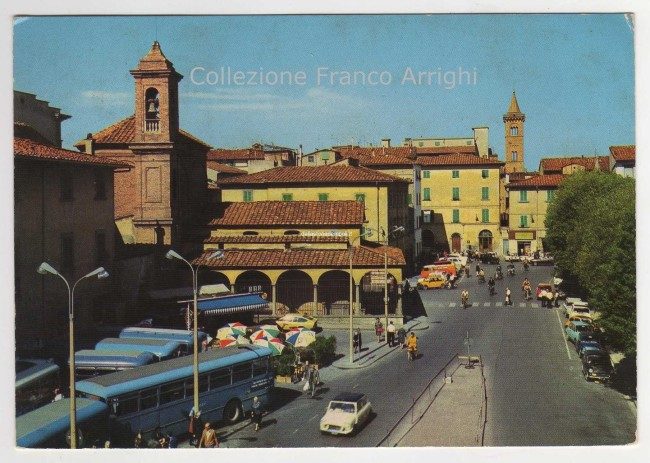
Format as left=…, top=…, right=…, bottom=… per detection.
left=483, top=302, right=490, bottom=307
left=430, top=301, right=547, bottom=308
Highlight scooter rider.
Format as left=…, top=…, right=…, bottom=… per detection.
left=461, top=289, right=470, bottom=309
left=475, top=263, right=481, bottom=277
left=488, top=276, right=496, bottom=295
left=478, top=268, right=486, bottom=283
left=406, top=332, right=418, bottom=361
left=507, top=263, right=515, bottom=276
left=522, top=278, right=532, bottom=300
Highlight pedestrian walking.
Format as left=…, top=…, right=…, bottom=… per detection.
left=386, top=321, right=396, bottom=347
left=251, top=396, right=264, bottom=431
left=198, top=422, right=219, bottom=448
left=374, top=318, right=384, bottom=342
left=353, top=328, right=362, bottom=354
left=505, top=287, right=512, bottom=306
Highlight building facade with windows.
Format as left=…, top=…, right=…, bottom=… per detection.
left=609, top=145, right=635, bottom=178
left=418, top=154, right=503, bottom=255
left=208, top=144, right=297, bottom=173
left=14, top=124, right=130, bottom=356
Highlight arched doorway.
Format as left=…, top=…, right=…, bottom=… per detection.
left=197, top=270, right=230, bottom=289
left=451, top=233, right=461, bottom=253
left=234, top=271, right=272, bottom=297
left=359, top=270, right=398, bottom=315
left=479, top=230, right=493, bottom=252
left=276, top=270, right=313, bottom=313
left=318, top=270, right=353, bottom=315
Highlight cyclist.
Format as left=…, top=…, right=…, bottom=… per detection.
left=522, top=278, right=532, bottom=300
left=406, top=332, right=418, bottom=361
left=488, top=276, right=496, bottom=295
left=461, top=289, right=470, bottom=309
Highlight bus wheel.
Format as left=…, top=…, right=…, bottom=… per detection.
left=223, top=399, right=242, bottom=423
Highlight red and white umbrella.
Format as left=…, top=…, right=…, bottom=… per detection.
left=216, top=322, right=248, bottom=340
left=217, top=335, right=251, bottom=348
left=252, top=337, right=285, bottom=356
left=250, top=327, right=281, bottom=341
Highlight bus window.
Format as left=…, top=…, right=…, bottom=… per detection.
left=252, top=359, right=267, bottom=376
left=139, top=388, right=158, bottom=410
left=159, top=381, right=185, bottom=405
left=209, top=368, right=231, bottom=390
left=116, top=395, right=139, bottom=416
left=232, top=362, right=252, bottom=383
left=184, top=374, right=209, bottom=397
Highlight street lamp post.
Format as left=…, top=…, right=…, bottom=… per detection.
left=166, top=249, right=224, bottom=418
left=349, top=229, right=373, bottom=364
left=383, top=226, right=405, bottom=342
left=37, top=263, right=108, bottom=449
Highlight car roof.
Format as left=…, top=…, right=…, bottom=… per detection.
left=332, top=392, right=366, bottom=402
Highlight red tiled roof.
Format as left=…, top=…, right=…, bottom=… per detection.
left=204, top=235, right=349, bottom=244
left=609, top=145, right=635, bottom=162
left=207, top=148, right=266, bottom=161
left=206, top=161, right=247, bottom=175
left=337, top=146, right=414, bottom=158
left=539, top=156, right=609, bottom=173
left=417, top=154, right=503, bottom=167
left=507, top=174, right=565, bottom=189
left=209, top=201, right=365, bottom=227
left=193, top=245, right=406, bottom=269
left=79, top=115, right=212, bottom=149
left=14, top=122, right=53, bottom=146
left=14, top=137, right=132, bottom=168
left=415, top=145, right=478, bottom=156
left=355, top=155, right=415, bottom=167
left=219, top=165, right=409, bottom=185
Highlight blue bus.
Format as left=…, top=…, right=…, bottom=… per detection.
left=95, top=338, right=183, bottom=361
left=16, top=398, right=109, bottom=448
left=75, top=345, right=274, bottom=446
left=73, top=350, right=157, bottom=379
left=119, top=327, right=208, bottom=355
left=16, top=358, right=61, bottom=416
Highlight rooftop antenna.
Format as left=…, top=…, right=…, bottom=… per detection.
left=155, top=17, right=158, bottom=42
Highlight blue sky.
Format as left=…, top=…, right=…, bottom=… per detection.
left=13, top=15, right=634, bottom=170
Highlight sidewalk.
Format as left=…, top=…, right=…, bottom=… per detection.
left=397, top=362, right=486, bottom=447
left=331, top=316, right=430, bottom=370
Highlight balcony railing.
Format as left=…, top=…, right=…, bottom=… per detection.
left=145, top=119, right=160, bottom=132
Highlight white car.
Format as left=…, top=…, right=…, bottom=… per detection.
left=320, top=392, right=372, bottom=435
left=562, top=298, right=590, bottom=317
left=448, top=253, right=468, bottom=267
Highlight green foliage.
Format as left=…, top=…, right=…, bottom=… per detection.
left=272, top=348, right=296, bottom=377
left=545, top=172, right=636, bottom=354
left=309, top=335, right=337, bottom=366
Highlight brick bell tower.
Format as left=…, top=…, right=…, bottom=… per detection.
left=503, top=91, right=525, bottom=174
left=129, top=41, right=183, bottom=244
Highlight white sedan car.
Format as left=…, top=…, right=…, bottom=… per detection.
left=320, top=392, right=372, bottom=435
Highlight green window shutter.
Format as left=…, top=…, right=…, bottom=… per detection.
left=482, top=187, right=489, bottom=200
left=482, top=209, right=489, bottom=223
left=482, top=169, right=489, bottom=179
left=321, top=152, right=330, bottom=161
left=243, top=190, right=253, bottom=202
left=355, top=193, right=365, bottom=203
left=547, top=190, right=555, bottom=202
left=318, top=193, right=328, bottom=201
left=407, top=193, right=412, bottom=205
left=519, top=190, right=528, bottom=202
left=520, top=215, right=528, bottom=228
left=423, top=188, right=431, bottom=201
left=452, top=209, right=460, bottom=223
left=452, top=170, right=460, bottom=178
left=282, top=193, right=293, bottom=202
left=423, top=170, right=430, bottom=179
left=452, top=187, right=460, bottom=201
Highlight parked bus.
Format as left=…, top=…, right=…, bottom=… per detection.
left=75, top=345, right=274, bottom=446
left=95, top=338, right=183, bottom=361
left=119, top=327, right=208, bottom=355
left=16, top=398, right=109, bottom=448
left=16, top=358, right=61, bottom=416
left=73, top=350, right=157, bottom=379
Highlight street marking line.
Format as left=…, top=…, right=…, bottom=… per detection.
left=436, top=302, right=444, bottom=308
left=556, top=308, right=572, bottom=360
left=449, top=302, right=457, bottom=307
left=309, top=414, right=319, bottom=421
left=531, top=303, right=540, bottom=308
left=495, top=302, right=503, bottom=307
left=483, top=302, right=490, bottom=307
left=519, top=302, right=526, bottom=307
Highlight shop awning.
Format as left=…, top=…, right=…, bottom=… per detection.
left=179, top=293, right=269, bottom=316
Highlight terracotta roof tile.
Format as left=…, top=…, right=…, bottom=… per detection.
left=206, top=161, right=247, bottom=175
left=609, top=145, right=635, bottom=162
left=193, top=245, right=405, bottom=269
left=337, top=146, right=415, bottom=158
left=14, top=137, right=132, bottom=168
left=539, top=156, right=609, bottom=173
left=209, top=201, right=365, bottom=227
left=80, top=115, right=212, bottom=149
left=14, top=122, right=53, bottom=146
left=417, top=154, right=503, bottom=167
left=415, top=145, right=478, bottom=156
left=219, top=165, right=409, bottom=186
left=507, top=174, right=565, bottom=189
left=205, top=235, right=349, bottom=244
left=207, top=148, right=266, bottom=161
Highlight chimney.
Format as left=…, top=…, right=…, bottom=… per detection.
left=82, top=133, right=95, bottom=154
left=381, top=138, right=391, bottom=148
left=347, top=157, right=360, bottom=167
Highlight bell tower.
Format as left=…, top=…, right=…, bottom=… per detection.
left=503, top=91, right=525, bottom=173
left=130, top=41, right=182, bottom=144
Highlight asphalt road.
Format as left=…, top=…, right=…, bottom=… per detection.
left=213, top=262, right=636, bottom=447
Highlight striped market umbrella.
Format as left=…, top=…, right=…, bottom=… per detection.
left=285, top=329, right=316, bottom=348
left=250, top=327, right=281, bottom=341
left=216, top=322, right=248, bottom=340
left=252, top=337, right=285, bottom=356
left=217, top=335, right=251, bottom=348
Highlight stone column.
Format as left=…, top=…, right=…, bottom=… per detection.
left=355, top=284, right=361, bottom=315
left=313, top=284, right=318, bottom=316
left=271, top=284, right=277, bottom=316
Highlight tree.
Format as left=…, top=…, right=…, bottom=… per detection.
left=545, top=172, right=636, bottom=354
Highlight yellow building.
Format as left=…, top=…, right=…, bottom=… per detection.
left=196, top=200, right=405, bottom=323
left=418, top=154, right=503, bottom=255
left=219, top=163, right=411, bottom=251
left=505, top=174, right=565, bottom=255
